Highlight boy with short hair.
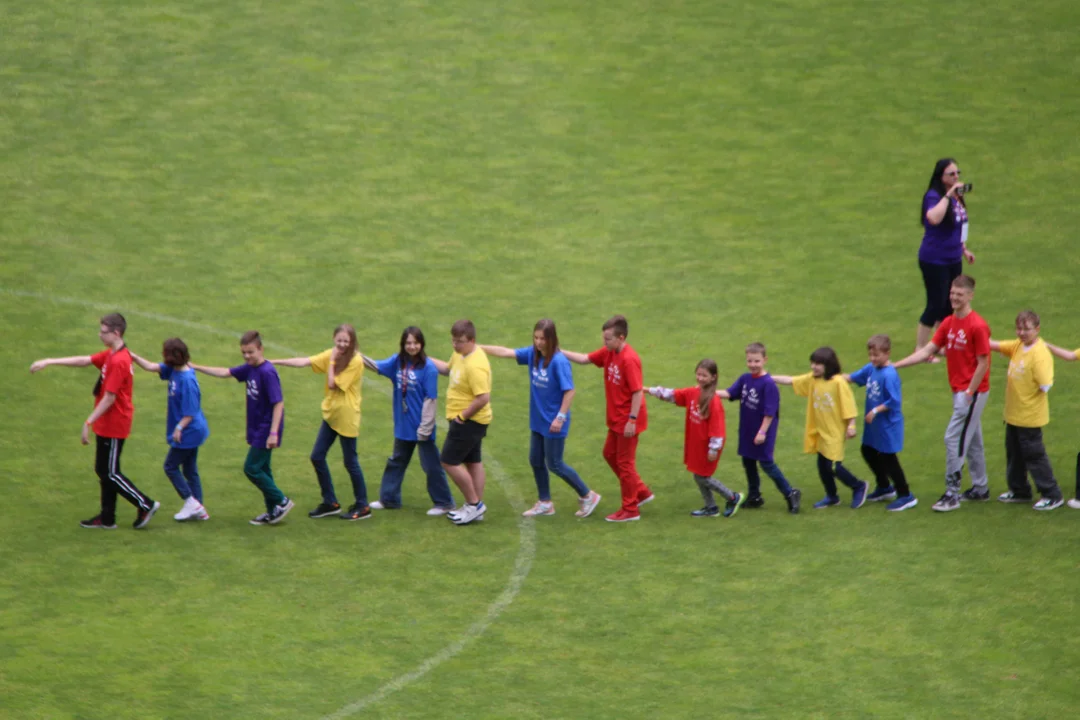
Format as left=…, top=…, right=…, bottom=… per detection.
left=718, top=342, right=801, bottom=513
left=990, top=311, right=1063, bottom=510
left=845, top=335, right=915, bottom=511
left=430, top=320, right=492, bottom=526
left=30, top=313, right=160, bottom=529
left=564, top=315, right=653, bottom=522
left=894, top=274, right=991, bottom=512
left=193, top=331, right=294, bottom=525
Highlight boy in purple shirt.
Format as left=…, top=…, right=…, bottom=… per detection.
left=719, top=343, right=801, bottom=513
left=194, top=331, right=295, bottom=525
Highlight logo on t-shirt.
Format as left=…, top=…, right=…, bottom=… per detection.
left=948, top=329, right=968, bottom=351
left=743, top=387, right=760, bottom=410
left=246, top=378, right=259, bottom=400
left=1008, top=358, right=1026, bottom=380
left=169, top=380, right=178, bottom=397
left=531, top=364, right=550, bottom=388
left=688, top=399, right=703, bottom=425
left=866, top=380, right=882, bottom=403
left=606, top=363, right=622, bottom=386
left=812, top=390, right=835, bottom=413
left=396, top=368, right=419, bottom=393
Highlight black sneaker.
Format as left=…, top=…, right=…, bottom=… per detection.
left=341, top=504, right=373, bottom=521
left=268, top=498, right=295, bottom=525
left=308, top=502, right=341, bottom=518
left=690, top=506, right=720, bottom=517
left=80, top=515, right=117, bottom=529
left=743, top=495, right=765, bottom=509
left=786, top=488, right=802, bottom=514
left=134, top=501, right=161, bottom=529
left=961, top=488, right=990, bottom=502
left=932, top=493, right=961, bottom=512
left=723, top=492, right=746, bottom=518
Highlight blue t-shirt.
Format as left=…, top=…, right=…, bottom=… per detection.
left=158, top=365, right=209, bottom=449
left=725, top=373, right=780, bottom=462
left=229, top=361, right=285, bottom=447
left=514, top=347, right=573, bottom=438
left=375, top=354, right=440, bottom=442
left=848, top=363, right=904, bottom=454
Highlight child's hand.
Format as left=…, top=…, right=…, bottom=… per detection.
left=846, top=424, right=857, bottom=439
left=707, top=450, right=718, bottom=462
left=81, top=423, right=91, bottom=445
left=865, top=410, right=876, bottom=425
left=172, top=426, right=184, bottom=444
left=754, top=432, right=766, bottom=445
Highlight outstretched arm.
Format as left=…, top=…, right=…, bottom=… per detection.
left=269, top=358, right=312, bottom=368
left=561, top=350, right=591, bottom=365
left=893, top=343, right=939, bottom=369
left=361, top=353, right=380, bottom=372
left=1045, top=342, right=1078, bottom=362
left=130, top=352, right=160, bottom=373
left=645, top=386, right=676, bottom=403
left=771, top=375, right=794, bottom=386
left=29, top=355, right=93, bottom=373
left=429, top=357, right=450, bottom=376
left=988, top=339, right=1002, bottom=353
left=478, top=344, right=517, bottom=360
left=191, top=363, right=233, bottom=379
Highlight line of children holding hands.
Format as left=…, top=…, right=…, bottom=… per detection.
left=30, top=287, right=1080, bottom=529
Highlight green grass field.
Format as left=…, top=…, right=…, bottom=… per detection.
left=3, top=1, right=1080, bottom=718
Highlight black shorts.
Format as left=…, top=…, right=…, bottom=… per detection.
left=441, top=419, right=488, bottom=466
left=919, top=260, right=963, bottom=327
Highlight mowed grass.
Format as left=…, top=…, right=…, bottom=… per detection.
left=2, top=1, right=1080, bottom=718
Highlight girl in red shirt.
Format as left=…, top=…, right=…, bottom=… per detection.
left=646, top=359, right=745, bottom=518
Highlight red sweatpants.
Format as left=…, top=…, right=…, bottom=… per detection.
left=603, top=430, right=651, bottom=514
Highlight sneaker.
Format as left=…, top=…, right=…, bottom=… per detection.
left=451, top=502, right=486, bottom=526
left=637, top=493, right=655, bottom=507
left=134, top=501, right=161, bottom=529
left=249, top=512, right=271, bottom=525
left=932, top=493, right=961, bottom=512
left=427, top=506, right=454, bottom=516
left=743, top=495, right=765, bottom=509
left=851, top=482, right=869, bottom=509
left=866, top=486, right=897, bottom=503
left=690, top=506, right=720, bottom=517
left=522, top=501, right=555, bottom=517
left=79, top=515, right=117, bottom=530
left=961, top=488, right=991, bottom=502
left=369, top=501, right=385, bottom=510
left=997, top=491, right=1032, bottom=503
left=174, top=497, right=205, bottom=522
left=575, top=490, right=602, bottom=518
left=194, top=508, right=211, bottom=521
left=341, top=504, right=373, bottom=520
left=785, top=488, right=802, bottom=514
left=308, top=502, right=341, bottom=518
left=1033, top=497, right=1064, bottom=511
left=268, top=498, right=295, bottom=525
left=813, top=496, right=841, bottom=509
left=723, top=492, right=746, bottom=518
left=605, top=509, right=641, bottom=522
left=886, top=494, right=918, bottom=512
left=1068, top=499, right=1080, bottom=510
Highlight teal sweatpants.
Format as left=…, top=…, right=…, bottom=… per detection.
left=244, top=446, right=286, bottom=512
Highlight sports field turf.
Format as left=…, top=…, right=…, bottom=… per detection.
left=2, top=1, right=1079, bottom=718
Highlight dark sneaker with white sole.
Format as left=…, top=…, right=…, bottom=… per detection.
left=134, top=501, right=161, bottom=529
left=961, top=488, right=991, bottom=502
left=268, top=498, right=295, bottom=524
left=723, top=492, right=746, bottom=518
left=308, top=502, right=341, bottom=518
left=690, top=506, right=720, bottom=517
left=80, top=515, right=117, bottom=529
left=341, top=504, right=373, bottom=521
left=932, top=493, right=961, bottom=512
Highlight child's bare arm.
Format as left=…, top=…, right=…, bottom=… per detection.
left=645, top=386, right=675, bottom=403
left=130, top=352, right=160, bottom=373
left=29, top=355, right=93, bottom=373
left=1045, top=342, right=1079, bottom=362
left=268, top=358, right=312, bottom=368
left=429, top=357, right=450, bottom=376
left=478, top=344, right=516, bottom=360
left=771, top=375, right=794, bottom=385
left=561, top=350, right=591, bottom=365
left=191, top=364, right=232, bottom=379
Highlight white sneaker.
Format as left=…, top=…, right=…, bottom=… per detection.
left=575, top=491, right=602, bottom=518
left=522, top=501, right=555, bottom=517
left=1068, top=498, right=1080, bottom=510
left=194, top=509, right=210, bottom=521
left=427, top=506, right=453, bottom=516
left=370, top=501, right=385, bottom=510
left=451, top=504, right=477, bottom=525
left=1033, top=497, right=1064, bottom=511
left=174, top=497, right=205, bottom=521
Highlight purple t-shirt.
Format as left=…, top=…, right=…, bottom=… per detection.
left=918, top=189, right=967, bottom=265
left=229, top=361, right=284, bottom=447
left=725, top=372, right=780, bottom=462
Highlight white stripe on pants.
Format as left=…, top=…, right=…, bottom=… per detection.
left=943, top=390, right=989, bottom=495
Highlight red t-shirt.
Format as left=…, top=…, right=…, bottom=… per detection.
left=674, top=387, right=725, bottom=477
left=588, top=345, right=648, bottom=433
left=90, top=347, right=135, bottom=439
left=932, top=311, right=991, bottom=394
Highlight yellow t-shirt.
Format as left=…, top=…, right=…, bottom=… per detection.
left=998, top=339, right=1053, bottom=428
left=446, top=349, right=493, bottom=425
left=310, top=349, right=364, bottom=437
left=791, top=373, right=857, bottom=462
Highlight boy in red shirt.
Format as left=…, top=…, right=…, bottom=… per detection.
left=30, top=313, right=160, bottom=529
left=565, top=315, right=653, bottom=522
left=894, top=275, right=991, bottom=512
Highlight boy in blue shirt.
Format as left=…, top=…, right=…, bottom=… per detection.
left=846, top=335, right=915, bottom=511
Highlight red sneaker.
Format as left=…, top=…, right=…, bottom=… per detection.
left=605, top=509, right=641, bottom=523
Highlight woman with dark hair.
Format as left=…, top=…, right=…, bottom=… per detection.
left=917, top=158, right=976, bottom=352
left=363, top=327, right=456, bottom=516
left=480, top=319, right=602, bottom=518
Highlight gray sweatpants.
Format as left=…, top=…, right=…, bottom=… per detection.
left=944, top=390, right=989, bottom=496
left=694, top=474, right=736, bottom=508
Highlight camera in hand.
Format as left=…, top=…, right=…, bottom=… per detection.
left=956, top=183, right=974, bottom=196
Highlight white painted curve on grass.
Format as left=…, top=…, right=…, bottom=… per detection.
left=3, top=287, right=537, bottom=717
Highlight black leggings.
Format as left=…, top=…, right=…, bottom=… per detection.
left=919, top=260, right=962, bottom=327
left=860, top=445, right=910, bottom=497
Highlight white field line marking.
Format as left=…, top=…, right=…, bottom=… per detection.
left=4, top=287, right=537, bottom=716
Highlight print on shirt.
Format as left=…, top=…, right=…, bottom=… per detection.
left=742, top=386, right=760, bottom=410
left=948, top=329, right=968, bottom=351
left=246, top=378, right=259, bottom=400
left=813, top=390, right=836, bottom=413
left=607, top=364, right=622, bottom=386
left=1008, top=358, right=1027, bottom=380
left=866, top=380, right=882, bottom=403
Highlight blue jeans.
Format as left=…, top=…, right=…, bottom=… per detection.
left=816, top=453, right=864, bottom=498
left=311, top=421, right=368, bottom=507
left=741, top=456, right=792, bottom=498
left=379, top=437, right=455, bottom=509
left=529, top=432, right=589, bottom=500
left=164, top=446, right=203, bottom=502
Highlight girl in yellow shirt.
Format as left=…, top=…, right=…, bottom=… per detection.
left=270, top=324, right=370, bottom=521
left=775, top=347, right=869, bottom=510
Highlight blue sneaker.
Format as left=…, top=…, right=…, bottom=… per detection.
left=813, top=496, right=841, bottom=509
left=887, top=494, right=918, bottom=512
left=866, top=486, right=897, bottom=503
left=851, top=482, right=869, bottom=509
